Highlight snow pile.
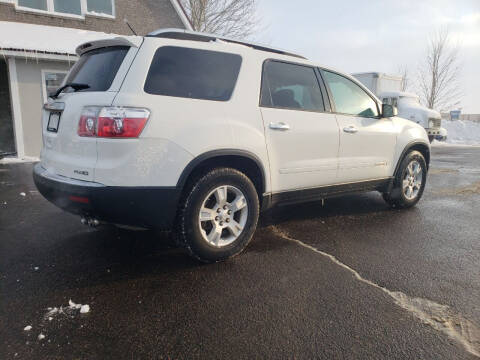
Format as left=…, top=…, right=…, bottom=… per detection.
left=441, top=120, right=480, bottom=145
left=0, top=21, right=140, bottom=56
left=45, top=299, right=91, bottom=319
left=0, top=156, right=39, bottom=164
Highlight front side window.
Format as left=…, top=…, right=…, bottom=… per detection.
left=323, top=70, right=379, bottom=117
left=65, top=46, right=129, bottom=92
left=144, top=46, right=242, bottom=101
left=261, top=61, right=324, bottom=112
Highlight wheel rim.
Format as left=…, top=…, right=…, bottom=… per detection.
left=198, top=185, right=249, bottom=248
left=402, top=160, right=423, bottom=200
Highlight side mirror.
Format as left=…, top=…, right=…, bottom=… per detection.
left=382, top=103, right=398, bottom=118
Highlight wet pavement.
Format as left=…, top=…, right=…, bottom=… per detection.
left=1, top=145, right=479, bottom=359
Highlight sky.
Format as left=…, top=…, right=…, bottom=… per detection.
left=256, top=0, right=480, bottom=113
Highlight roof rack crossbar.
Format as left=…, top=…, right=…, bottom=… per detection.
left=146, top=28, right=306, bottom=60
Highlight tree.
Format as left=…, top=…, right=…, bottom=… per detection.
left=418, top=28, right=462, bottom=111
left=397, top=65, right=410, bottom=92
left=179, top=0, right=260, bottom=39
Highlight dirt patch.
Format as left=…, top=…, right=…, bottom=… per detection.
left=429, top=168, right=460, bottom=175
left=434, top=181, right=480, bottom=196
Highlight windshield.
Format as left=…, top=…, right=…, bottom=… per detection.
left=65, top=46, right=129, bottom=92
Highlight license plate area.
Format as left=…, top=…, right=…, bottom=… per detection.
left=47, top=112, right=61, bottom=133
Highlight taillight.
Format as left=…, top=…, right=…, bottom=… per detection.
left=78, top=107, right=100, bottom=137
left=77, top=107, right=150, bottom=138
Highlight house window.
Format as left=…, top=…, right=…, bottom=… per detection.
left=42, top=71, right=67, bottom=103
left=87, top=0, right=112, bottom=15
left=18, top=0, right=47, bottom=10
left=53, top=0, right=81, bottom=15
left=13, top=0, right=115, bottom=18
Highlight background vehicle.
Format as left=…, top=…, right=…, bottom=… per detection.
left=34, top=29, right=430, bottom=263
left=353, top=72, right=447, bottom=143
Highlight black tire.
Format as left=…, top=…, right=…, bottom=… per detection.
left=177, top=167, right=259, bottom=263
left=383, top=150, right=427, bottom=209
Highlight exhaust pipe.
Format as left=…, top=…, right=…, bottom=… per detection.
left=81, top=217, right=100, bottom=227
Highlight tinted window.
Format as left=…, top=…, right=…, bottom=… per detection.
left=261, top=61, right=324, bottom=112
left=323, top=70, right=379, bottom=117
left=65, top=46, right=128, bottom=92
left=144, top=46, right=242, bottom=101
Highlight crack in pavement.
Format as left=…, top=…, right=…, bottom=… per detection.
left=270, top=226, right=480, bottom=358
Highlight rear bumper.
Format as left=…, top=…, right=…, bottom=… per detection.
left=33, top=164, right=180, bottom=229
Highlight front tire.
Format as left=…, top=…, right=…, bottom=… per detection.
left=177, top=168, right=259, bottom=263
left=383, top=150, right=427, bottom=209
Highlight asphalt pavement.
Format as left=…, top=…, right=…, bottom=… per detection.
left=1, top=145, right=479, bottom=359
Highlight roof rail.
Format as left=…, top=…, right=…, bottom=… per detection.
left=146, top=28, right=307, bottom=60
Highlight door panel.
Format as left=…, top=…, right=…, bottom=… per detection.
left=321, top=69, right=396, bottom=183
left=260, top=60, right=340, bottom=193
left=261, top=108, right=339, bottom=192
left=336, top=115, right=396, bottom=182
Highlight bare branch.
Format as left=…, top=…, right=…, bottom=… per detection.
left=416, top=28, right=462, bottom=112
left=397, top=65, right=410, bottom=92
left=180, top=0, right=261, bottom=40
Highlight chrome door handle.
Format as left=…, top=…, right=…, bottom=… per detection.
left=269, top=122, right=290, bottom=131
left=343, top=126, right=358, bottom=134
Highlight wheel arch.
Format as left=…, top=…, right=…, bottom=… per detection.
left=394, top=141, right=430, bottom=177
left=176, top=149, right=267, bottom=199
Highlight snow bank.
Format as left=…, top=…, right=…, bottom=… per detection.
left=0, top=156, right=39, bottom=164
left=441, top=119, right=480, bottom=145
left=0, top=21, right=140, bottom=56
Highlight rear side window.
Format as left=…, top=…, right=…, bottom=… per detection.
left=144, top=46, right=242, bottom=101
left=322, top=70, right=379, bottom=117
left=260, top=61, right=324, bottom=112
left=65, top=46, right=129, bottom=92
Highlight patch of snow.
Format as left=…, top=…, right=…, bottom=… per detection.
left=20, top=192, right=26, bottom=197
left=0, top=21, right=141, bottom=56
left=44, top=300, right=90, bottom=321
left=37, top=333, right=45, bottom=340
left=23, top=325, right=32, bottom=331
left=68, top=299, right=82, bottom=310
left=441, top=119, right=480, bottom=145
left=0, top=156, right=39, bottom=164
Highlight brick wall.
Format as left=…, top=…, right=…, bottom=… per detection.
left=0, top=0, right=185, bottom=36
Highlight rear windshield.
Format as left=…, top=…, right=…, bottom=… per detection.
left=144, top=46, right=242, bottom=101
left=65, top=46, right=129, bottom=92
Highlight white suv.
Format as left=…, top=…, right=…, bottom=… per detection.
left=34, top=29, right=430, bottom=262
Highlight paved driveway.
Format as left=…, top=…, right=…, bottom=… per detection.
left=1, top=145, right=479, bottom=359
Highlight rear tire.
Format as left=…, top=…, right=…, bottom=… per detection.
left=383, top=150, right=427, bottom=209
left=177, top=168, right=259, bottom=263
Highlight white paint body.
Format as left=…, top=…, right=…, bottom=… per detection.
left=40, top=36, right=429, bottom=196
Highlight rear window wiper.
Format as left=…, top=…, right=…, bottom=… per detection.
left=49, top=83, right=90, bottom=99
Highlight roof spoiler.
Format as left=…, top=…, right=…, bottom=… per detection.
left=75, top=37, right=141, bottom=56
